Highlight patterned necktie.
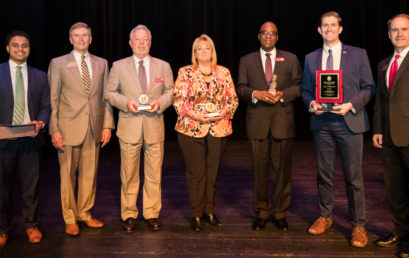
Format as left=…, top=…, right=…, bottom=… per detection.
left=138, top=60, right=148, bottom=93
left=81, top=55, right=91, bottom=93
left=265, top=53, right=272, bottom=83
left=12, top=66, right=25, bottom=125
left=388, top=54, right=400, bottom=91
left=326, top=49, right=333, bottom=70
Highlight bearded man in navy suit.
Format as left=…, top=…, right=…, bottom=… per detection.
left=302, top=11, right=375, bottom=247
left=0, top=31, right=50, bottom=249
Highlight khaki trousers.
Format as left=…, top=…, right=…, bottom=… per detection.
left=58, top=124, right=100, bottom=224
left=119, top=138, right=164, bottom=221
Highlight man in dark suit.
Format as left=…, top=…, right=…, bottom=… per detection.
left=302, top=11, right=375, bottom=247
left=0, top=31, right=50, bottom=249
left=237, top=21, right=302, bottom=232
left=373, top=14, right=409, bottom=258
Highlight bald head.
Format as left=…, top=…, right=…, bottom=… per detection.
left=258, top=21, right=279, bottom=52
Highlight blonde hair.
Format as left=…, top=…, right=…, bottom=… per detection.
left=191, top=34, right=217, bottom=69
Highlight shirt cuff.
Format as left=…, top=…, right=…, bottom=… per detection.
left=251, top=91, right=258, bottom=104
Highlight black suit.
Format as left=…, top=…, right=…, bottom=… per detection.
left=0, top=61, right=50, bottom=234
left=373, top=54, right=409, bottom=248
left=237, top=49, right=302, bottom=220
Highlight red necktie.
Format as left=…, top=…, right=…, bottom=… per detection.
left=388, top=54, right=400, bottom=91
left=265, top=53, right=272, bottom=83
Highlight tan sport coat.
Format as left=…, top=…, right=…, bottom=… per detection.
left=104, top=56, right=174, bottom=144
left=48, top=52, right=114, bottom=145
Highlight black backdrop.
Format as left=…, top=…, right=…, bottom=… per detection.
left=1, top=0, right=408, bottom=139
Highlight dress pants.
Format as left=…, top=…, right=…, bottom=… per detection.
left=250, top=134, right=293, bottom=220
left=0, top=138, right=40, bottom=234
left=382, top=144, right=409, bottom=249
left=178, top=133, right=226, bottom=217
left=312, top=119, right=366, bottom=227
left=58, top=124, right=100, bottom=224
left=119, top=138, right=164, bottom=221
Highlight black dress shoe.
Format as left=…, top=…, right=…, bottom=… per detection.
left=252, top=217, right=268, bottom=231
left=274, top=218, right=289, bottom=232
left=123, top=218, right=137, bottom=233
left=374, top=233, right=398, bottom=247
left=146, top=218, right=161, bottom=231
left=397, top=250, right=409, bottom=258
left=203, top=214, right=222, bottom=227
left=191, top=217, right=202, bottom=231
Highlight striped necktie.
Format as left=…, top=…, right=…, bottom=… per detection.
left=12, top=65, right=25, bottom=125
left=81, top=55, right=91, bottom=93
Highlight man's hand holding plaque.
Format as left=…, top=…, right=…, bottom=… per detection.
left=315, top=70, right=343, bottom=111
left=138, top=94, right=152, bottom=110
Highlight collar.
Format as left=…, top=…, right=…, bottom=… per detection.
left=323, top=41, right=342, bottom=53
left=393, top=46, right=409, bottom=60
left=260, top=47, right=276, bottom=57
left=133, top=55, right=150, bottom=64
left=9, top=60, right=27, bottom=70
left=73, top=50, right=89, bottom=59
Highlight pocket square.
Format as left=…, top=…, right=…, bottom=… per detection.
left=275, top=57, right=285, bottom=61
left=155, top=77, right=164, bottom=82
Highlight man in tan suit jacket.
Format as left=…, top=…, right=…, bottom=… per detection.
left=48, top=22, right=114, bottom=236
left=105, top=24, right=174, bottom=232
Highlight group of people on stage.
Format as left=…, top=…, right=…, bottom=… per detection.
left=0, top=10, right=408, bottom=257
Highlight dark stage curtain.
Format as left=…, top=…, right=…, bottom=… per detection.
left=0, top=0, right=408, bottom=139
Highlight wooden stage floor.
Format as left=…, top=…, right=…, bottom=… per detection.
left=2, top=138, right=397, bottom=257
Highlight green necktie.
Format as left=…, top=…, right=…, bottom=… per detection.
left=12, top=66, right=25, bottom=125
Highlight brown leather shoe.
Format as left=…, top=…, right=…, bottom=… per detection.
left=351, top=226, right=368, bottom=247
left=26, top=227, right=42, bottom=243
left=308, top=217, right=333, bottom=235
left=80, top=217, right=104, bottom=228
left=0, top=234, right=8, bottom=250
left=65, top=223, right=80, bottom=236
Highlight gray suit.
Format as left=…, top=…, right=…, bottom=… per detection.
left=105, top=55, right=173, bottom=220
left=48, top=52, right=114, bottom=224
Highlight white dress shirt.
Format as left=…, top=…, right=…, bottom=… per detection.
left=251, top=48, right=277, bottom=103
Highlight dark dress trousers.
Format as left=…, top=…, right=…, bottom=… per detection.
left=237, top=49, right=302, bottom=220
left=302, top=44, right=375, bottom=227
left=0, top=62, right=51, bottom=234
left=373, top=54, right=409, bottom=248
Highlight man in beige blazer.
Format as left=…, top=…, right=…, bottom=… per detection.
left=105, top=24, right=174, bottom=232
left=48, top=22, right=114, bottom=236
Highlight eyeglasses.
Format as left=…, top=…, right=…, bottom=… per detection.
left=259, top=30, right=278, bottom=36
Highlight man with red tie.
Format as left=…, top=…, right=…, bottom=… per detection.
left=237, top=21, right=302, bottom=232
left=373, top=14, right=409, bottom=258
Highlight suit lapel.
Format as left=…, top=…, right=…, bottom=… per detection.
left=27, top=65, right=34, bottom=119
left=126, top=56, right=141, bottom=93
left=148, top=57, right=157, bottom=93
left=254, top=52, right=268, bottom=88
left=340, top=44, right=348, bottom=71
left=89, top=54, right=97, bottom=93
left=315, top=48, right=323, bottom=71
left=66, top=52, right=83, bottom=88
left=273, top=50, right=283, bottom=76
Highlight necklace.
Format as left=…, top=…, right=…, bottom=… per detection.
left=201, top=71, right=212, bottom=76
